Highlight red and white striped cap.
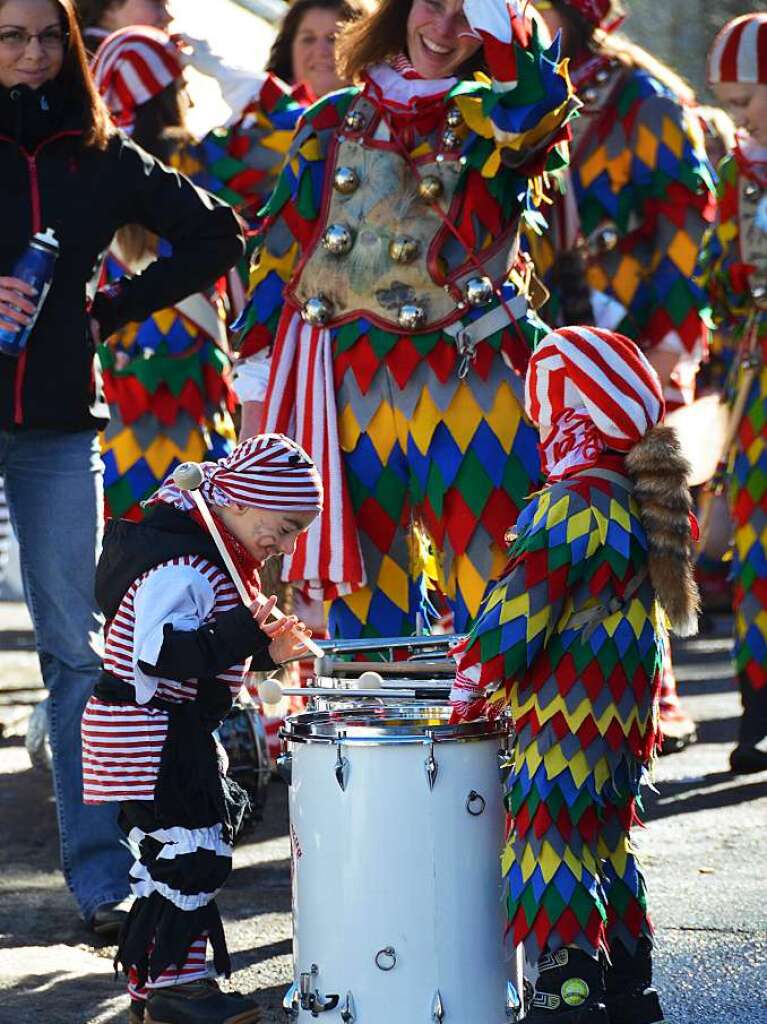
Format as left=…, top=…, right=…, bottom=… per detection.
left=149, top=434, right=324, bottom=515
left=708, top=14, right=767, bottom=86
left=525, top=326, right=664, bottom=478
left=547, top=0, right=618, bottom=28
left=92, top=26, right=184, bottom=131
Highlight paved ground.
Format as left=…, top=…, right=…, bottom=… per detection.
left=0, top=604, right=765, bottom=1024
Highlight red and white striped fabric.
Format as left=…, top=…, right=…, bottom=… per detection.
left=525, top=326, right=665, bottom=479
left=82, top=555, right=246, bottom=803
left=708, top=14, right=767, bottom=86
left=262, top=312, right=365, bottom=599
left=128, top=935, right=209, bottom=997
left=148, top=433, right=323, bottom=516
left=92, top=26, right=184, bottom=131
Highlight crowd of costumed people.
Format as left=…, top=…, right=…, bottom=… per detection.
left=1, top=0, right=766, bottom=1022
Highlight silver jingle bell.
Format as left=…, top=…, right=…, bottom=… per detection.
left=594, top=225, right=619, bottom=253
left=446, top=107, right=463, bottom=128
left=302, top=295, right=333, bottom=325
left=398, top=304, right=427, bottom=330
left=441, top=128, right=461, bottom=150
left=322, top=223, right=354, bottom=256
left=752, top=284, right=767, bottom=301
left=582, top=86, right=599, bottom=106
left=333, top=166, right=360, bottom=194
left=389, top=236, right=420, bottom=263
left=744, top=182, right=762, bottom=199
left=594, top=66, right=611, bottom=85
left=464, top=276, right=494, bottom=307
left=344, top=110, right=366, bottom=133
left=419, top=175, right=443, bottom=200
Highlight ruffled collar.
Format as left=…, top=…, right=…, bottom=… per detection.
left=362, top=55, right=456, bottom=113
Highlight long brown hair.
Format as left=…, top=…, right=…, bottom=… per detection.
left=549, top=0, right=695, bottom=103
left=267, top=0, right=367, bottom=84
left=73, top=0, right=117, bottom=28
left=0, top=0, right=113, bottom=147
left=337, top=0, right=487, bottom=82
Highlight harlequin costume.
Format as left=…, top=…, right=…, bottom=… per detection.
left=81, top=435, right=322, bottom=1024
left=92, top=28, right=239, bottom=523
left=699, top=13, right=767, bottom=775
left=525, top=0, right=714, bottom=753
left=452, top=326, right=699, bottom=1024
left=235, top=1, right=578, bottom=639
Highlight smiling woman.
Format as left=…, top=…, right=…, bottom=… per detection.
left=0, top=0, right=243, bottom=954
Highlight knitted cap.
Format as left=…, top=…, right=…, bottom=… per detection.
left=525, top=326, right=665, bottom=479
left=92, top=26, right=184, bottom=131
left=708, top=14, right=767, bottom=86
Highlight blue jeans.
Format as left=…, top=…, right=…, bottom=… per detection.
left=0, top=429, right=131, bottom=921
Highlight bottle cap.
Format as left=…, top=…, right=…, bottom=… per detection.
left=33, top=228, right=59, bottom=252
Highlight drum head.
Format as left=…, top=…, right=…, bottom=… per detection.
left=283, top=702, right=506, bottom=744
left=665, top=395, right=730, bottom=486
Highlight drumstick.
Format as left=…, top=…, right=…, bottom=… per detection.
left=172, top=462, right=324, bottom=658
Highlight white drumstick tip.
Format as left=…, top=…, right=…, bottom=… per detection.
left=258, top=677, right=284, bottom=706
left=357, top=671, right=384, bottom=690
left=173, top=462, right=204, bottom=490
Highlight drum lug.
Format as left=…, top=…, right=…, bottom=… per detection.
left=282, top=981, right=300, bottom=1020
left=425, top=734, right=439, bottom=790
left=299, top=963, right=340, bottom=1016
left=431, top=989, right=445, bottom=1022
left=505, top=979, right=523, bottom=1020
left=340, top=991, right=357, bottom=1023
left=277, top=752, right=292, bottom=786
left=335, top=743, right=350, bottom=791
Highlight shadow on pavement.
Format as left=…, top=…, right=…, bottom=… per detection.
left=646, top=771, right=767, bottom=821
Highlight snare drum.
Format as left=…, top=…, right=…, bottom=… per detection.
left=216, top=702, right=271, bottom=823
left=281, top=703, right=523, bottom=1022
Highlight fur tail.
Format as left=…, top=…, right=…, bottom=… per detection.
left=625, top=425, right=700, bottom=637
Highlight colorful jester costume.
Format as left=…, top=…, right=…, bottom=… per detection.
left=452, top=325, right=698, bottom=1024
left=236, top=5, right=578, bottom=638
left=699, top=13, right=767, bottom=771
left=93, top=28, right=238, bottom=522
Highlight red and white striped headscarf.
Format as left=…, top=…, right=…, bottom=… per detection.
left=92, top=26, right=184, bottom=131
left=525, top=326, right=665, bottom=480
left=708, top=14, right=767, bottom=86
left=148, top=434, right=324, bottom=514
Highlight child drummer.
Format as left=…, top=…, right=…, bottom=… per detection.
left=451, top=326, right=699, bottom=1024
left=81, top=435, right=322, bottom=1024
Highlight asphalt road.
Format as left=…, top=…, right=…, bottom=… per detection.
left=0, top=607, right=765, bottom=1024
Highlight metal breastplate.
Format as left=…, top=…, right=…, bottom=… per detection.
left=738, top=175, right=767, bottom=310
left=288, top=96, right=518, bottom=332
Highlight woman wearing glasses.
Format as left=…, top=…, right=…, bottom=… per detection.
left=0, top=0, right=243, bottom=937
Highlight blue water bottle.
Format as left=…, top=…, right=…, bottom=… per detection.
left=0, top=228, right=59, bottom=358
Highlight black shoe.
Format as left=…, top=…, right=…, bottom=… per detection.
left=604, top=937, right=667, bottom=1024
left=525, top=948, right=609, bottom=1023
left=729, top=743, right=767, bottom=775
left=90, top=897, right=133, bottom=940
left=145, top=979, right=260, bottom=1024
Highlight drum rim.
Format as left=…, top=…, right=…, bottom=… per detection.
left=281, top=703, right=507, bottom=744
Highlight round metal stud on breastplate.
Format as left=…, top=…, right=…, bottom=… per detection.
left=446, top=107, right=463, bottom=128
left=398, top=304, right=426, bottom=330
left=744, top=182, right=762, bottom=199
left=333, top=166, right=360, bottom=194
left=344, top=110, right=366, bottom=133
left=389, top=237, right=420, bottom=264
left=322, top=224, right=354, bottom=256
left=302, top=296, right=333, bottom=325
left=441, top=128, right=461, bottom=150
left=582, top=86, right=599, bottom=106
left=418, top=175, right=443, bottom=201
left=465, top=276, right=494, bottom=307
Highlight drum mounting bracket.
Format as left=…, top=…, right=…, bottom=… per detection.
left=299, top=964, right=340, bottom=1016
left=425, top=734, right=438, bottom=790
left=334, top=741, right=350, bottom=791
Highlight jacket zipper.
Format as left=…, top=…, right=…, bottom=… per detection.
left=0, top=131, right=82, bottom=425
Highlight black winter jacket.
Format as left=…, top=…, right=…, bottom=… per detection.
left=0, top=81, right=245, bottom=432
